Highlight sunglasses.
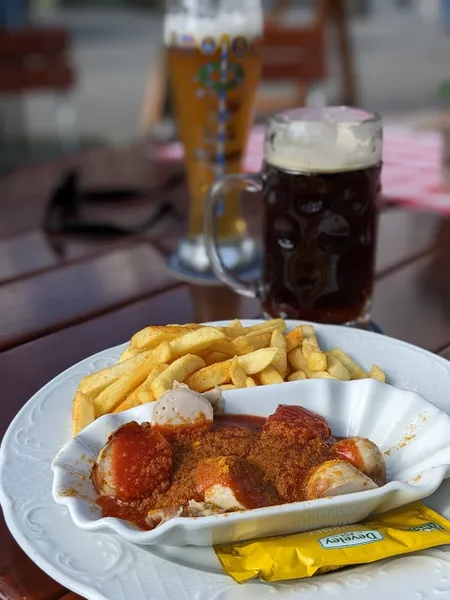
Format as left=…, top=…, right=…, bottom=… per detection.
left=44, top=170, right=184, bottom=237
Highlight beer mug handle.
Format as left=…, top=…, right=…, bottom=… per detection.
left=204, top=173, right=263, bottom=298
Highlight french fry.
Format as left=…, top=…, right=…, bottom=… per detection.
left=271, top=348, right=288, bottom=379
left=150, top=355, right=206, bottom=399
left=200, top=339, right=239, bottom=357
left=307, top=351, right=328, bottom=371
left=94, top=352, right=166, bottom=416
left=72, top=391, right=95, bottom=436
left=369, top=364, right=386, bottom=383
left=329, top=348, right=368, bottom=380
left=228, top=319, right=243, bottom=328
left=288, top=347, right=309, bottom=372
left=237, top=347, right=278, bottom=375
left=326, top=353, right=351, bottom=381
left=258, top=365, right=284, bottom=385
left=149, top=362, right=169, bottom=378
left=286, top=361, right=295, bottom=378
left=270, top=329, right=288, bottom=377
left=152, top=341, right=172, bottom=364
left=230, top=356, right=247, bottom=388
left=302, top=324, right=316, bottom=338
left=308, top=371, right=337, bottom=380
left=131, top=324, right=200, bottom=350
left=219, top=326, right=249, bottom=339
left=248, top=318, right=286, bottom=333
left=79, top=318, right=386, bottom=415
left=169, top=327, right=226, bottom=360
left=288, top=348, right=337, bottom=380
left=127, top=363, right=167, bottom=405
left=138, top=388, right=154, bottom=404
left=301, top=325, right=323, bottom=358
left=285, top=326, right=304, bottom=353
left=271, top=329, right=286, bottom=351
left=185, top=360, right=233, bottom=392
left=79, top=348, right=163, bottom=400
left=246, top=376, right=257, bottom=387
left=113, top=394, right=141, bottom=413
left=233, top=331, right=272, bottom=354
left=247, top=324, right=285, bottom=337
left=203, top=351, right=231, bottom=366
left=288, top=370, right=307, bottom=382
left=235, top=342, right=259, bottom=357
left=119, top=345, right=140, bottom=362
left=220, top=318, right=286, bottom=338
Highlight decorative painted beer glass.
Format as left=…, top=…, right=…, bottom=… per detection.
left=165, top=0, right=263, bottom=273
left=205, top=107, right=382, bottom=324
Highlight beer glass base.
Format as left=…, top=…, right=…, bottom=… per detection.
left=167, top=235, right=261, bottom=285
left=343, top=299, right=373, bottom=330
left=176, top=235, right=258, bottom=274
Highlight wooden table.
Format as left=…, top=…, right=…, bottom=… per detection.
left=2, top=142, right=450, bottom=600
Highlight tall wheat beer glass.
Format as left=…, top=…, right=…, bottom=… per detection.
left=165, top=0, right=263, bottom=273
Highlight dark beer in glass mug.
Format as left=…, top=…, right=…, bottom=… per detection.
left=205, top=107, right=382, bottom=325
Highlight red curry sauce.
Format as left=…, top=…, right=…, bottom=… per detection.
left=108, top=422, right=172, bottom=501
left=94, top=411, right=332, bottom=530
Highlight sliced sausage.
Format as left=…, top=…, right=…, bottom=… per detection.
left=331, top=437, right=386, bottom=486
left=92, top=422, right=172, bottom=501
left=194, top=456, right=279, bottom=511
left=306, top=459, right=378, bottom=500
left=263, top=404, right=334, bottom=445
left=151, top=388, right=213, bottom=430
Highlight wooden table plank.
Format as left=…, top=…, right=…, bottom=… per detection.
left=0, top=217, right=185, bottom=286
left=372, top=247, right=450, bottom=352
left=0, top=230, right=120, bottom=284
left=0, top=230, right=58, bottom=283
left=0, top=242, right=179, bottom=352
left=439, top=343, right=450, bottom=360
left=0, top=144, right=180, bottom=237
left=375, top=209, right=445, bottom=276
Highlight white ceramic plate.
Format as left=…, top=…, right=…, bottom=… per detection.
left=3, top=320, right=450, bottom=600
left=52, top=379, right=450, bottom=546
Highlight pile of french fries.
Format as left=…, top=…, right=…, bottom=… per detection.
left=72, top=319, right=385, bottom=436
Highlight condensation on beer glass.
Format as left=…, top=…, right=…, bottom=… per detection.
left=165, top=0, right=263, bottom=273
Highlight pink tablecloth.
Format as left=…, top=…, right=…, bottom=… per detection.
left=156, top=126, right=450, bottom=214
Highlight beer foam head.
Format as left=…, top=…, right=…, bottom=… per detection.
left=164, top=1, right=263, bottom=45
left=265, top=107, right=382, bottom=173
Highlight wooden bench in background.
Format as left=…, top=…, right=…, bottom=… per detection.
left=0, top=27, right=75, bottom=93
left=0, top=27, right=77, bottom=153
left=257, top=0, right=356, bottom=115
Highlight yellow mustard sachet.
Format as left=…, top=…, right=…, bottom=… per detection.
left=215, top=503, right=450, bottom=583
